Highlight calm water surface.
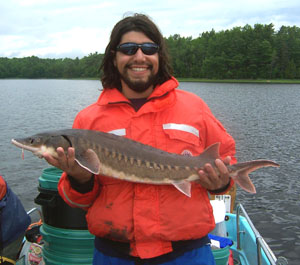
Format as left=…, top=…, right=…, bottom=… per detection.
left=0, top=80, right=299, bottom=264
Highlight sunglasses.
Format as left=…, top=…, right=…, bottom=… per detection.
left=116, top=42, right=159, bottom=55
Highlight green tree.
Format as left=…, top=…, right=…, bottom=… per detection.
left=1, top=23, right=300, bottom=80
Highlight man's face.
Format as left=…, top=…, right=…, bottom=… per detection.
left=114, top=31, right=159, bottom=97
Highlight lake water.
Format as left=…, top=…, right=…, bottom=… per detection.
left=0, top=79, right=299, bottom=264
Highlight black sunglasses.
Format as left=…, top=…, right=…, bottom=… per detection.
left=116, top=42, right=159, bottom=55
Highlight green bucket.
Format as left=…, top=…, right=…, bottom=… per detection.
left=40, top=224, right=94, bottom=265
left=212, top=246, right=230, bottom=265
left=35, top=167, right=88, bottom=229
left=38, top=167, right=63, bottom=190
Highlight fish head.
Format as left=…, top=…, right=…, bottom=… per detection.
left=11, top=132, right=72, bottom=158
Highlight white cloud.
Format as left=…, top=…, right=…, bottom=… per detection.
left=1, top=0, right=300, bottom=58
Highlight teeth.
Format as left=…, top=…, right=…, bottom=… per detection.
left=132, top=67, right=147, bottom=72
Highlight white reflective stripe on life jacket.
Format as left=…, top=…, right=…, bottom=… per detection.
left=163, top=123, right=199, bottom=137
left=108, top=128, right=126, bottom=136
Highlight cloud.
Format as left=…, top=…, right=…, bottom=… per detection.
left=1, top=0, right=300, bottom=58
left=0, top=0, right=115, bottom=58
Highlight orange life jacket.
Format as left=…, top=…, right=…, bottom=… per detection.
left=58, top=77, right=236, bottom=259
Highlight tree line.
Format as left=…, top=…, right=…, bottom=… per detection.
left=0, top=53, right=103, bottom=79
left=1, top=24, right=300, bottom=80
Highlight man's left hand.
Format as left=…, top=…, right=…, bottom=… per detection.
left=197, top=156, right=231, bottom=191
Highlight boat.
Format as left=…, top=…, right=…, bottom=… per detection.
left=14, top=202, right=288, bottom=265
left=12, top=168, right=288, bottom=265
left=225, top=203, right=288, bottom=265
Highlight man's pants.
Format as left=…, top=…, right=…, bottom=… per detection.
left=93, top=245, right=216, bottom=265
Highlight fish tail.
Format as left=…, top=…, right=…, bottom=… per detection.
left=233, top=168, right=257, bottom=193
left=230, top=160, right=280, bottom=194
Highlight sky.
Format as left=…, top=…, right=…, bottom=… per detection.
left=1, top=0, right=300, bottom=59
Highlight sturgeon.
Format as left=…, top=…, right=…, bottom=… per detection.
left=11, top=129, right=279, bottom=197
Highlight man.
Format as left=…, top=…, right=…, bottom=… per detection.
left=0, top=176, right=31, bottom=264
left=44, top=13, right=236, bottom=265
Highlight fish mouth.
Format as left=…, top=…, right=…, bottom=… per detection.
left=11, top=139, right=41, bottom=155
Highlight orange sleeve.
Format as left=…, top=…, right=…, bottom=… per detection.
left=0, top=175, right=7, bottom=200
left=57, top=172, right=101, bottom=211
left=203, top=106, right=237, bottom=164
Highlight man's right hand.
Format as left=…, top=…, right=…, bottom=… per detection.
left=43, top=147, right=93, bottom=184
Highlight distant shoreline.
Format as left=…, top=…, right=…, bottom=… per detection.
left=2, top=77, right=300, bottom=84
left=177, top=78, right=300, bottom=84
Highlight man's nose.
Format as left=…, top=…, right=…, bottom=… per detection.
left=133, top=47, right=146, bottom=60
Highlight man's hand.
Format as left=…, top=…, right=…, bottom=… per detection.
left=43, top=147, right=93, bottom=184
left=197, top=156, right=231, bottom=191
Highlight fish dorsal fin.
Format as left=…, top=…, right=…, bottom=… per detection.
left=173, top=181, right=191, bottom=197
left=75, top=148, right=101, bottom=175
left=197, top=142, right=220, bottom=163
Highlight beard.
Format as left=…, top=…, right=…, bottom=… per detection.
left=119, top=64, right=158, bottom=93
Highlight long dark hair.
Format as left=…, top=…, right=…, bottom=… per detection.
left=100, top=13, right=173, bottom=90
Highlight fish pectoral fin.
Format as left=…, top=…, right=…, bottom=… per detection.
left=173, top=181, right=191, bottom=197
left=75, top=148, right=101, bottom=175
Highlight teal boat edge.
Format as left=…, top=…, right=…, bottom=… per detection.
left=16, top=204, right=288, bottom=265
left=226, top=203, right=288, bottom=265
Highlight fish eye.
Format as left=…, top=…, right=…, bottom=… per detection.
left=30, top=138, right=40, bottom=144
